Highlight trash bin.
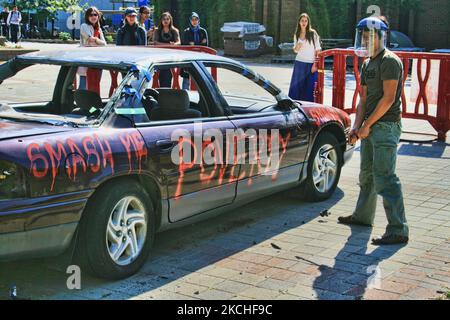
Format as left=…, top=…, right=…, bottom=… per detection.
left=221, top=22, right=268, bottom=57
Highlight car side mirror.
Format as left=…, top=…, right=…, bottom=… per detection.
left=277, top=98, right=295, bottom=110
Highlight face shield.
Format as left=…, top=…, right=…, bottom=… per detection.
left=354, top=28, right=387, bottom=58
left=354, top=17, right=388, bottom=58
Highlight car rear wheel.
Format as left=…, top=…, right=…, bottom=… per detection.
left=300, top=131, right=343, bottom=202
left=76, top=179, right=155, bottom=280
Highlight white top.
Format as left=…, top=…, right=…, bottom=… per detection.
left=80, top=23, right=106, bottom=47
left=295, top=32, right=321, bottom=63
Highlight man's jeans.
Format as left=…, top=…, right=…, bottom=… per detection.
left=353, top=121, right=409, bottom=237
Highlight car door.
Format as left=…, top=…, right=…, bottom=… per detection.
left=199, top=62, right=310, bottom=202
left=136, top=62, right=237, bottom=222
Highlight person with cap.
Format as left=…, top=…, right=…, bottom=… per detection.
left=180, top=12, right=209, bottom=89
left=116, top=7, right=147, bottom=46
left=338, top=16, right=409, bottom=245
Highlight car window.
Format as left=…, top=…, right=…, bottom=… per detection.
left=0, top=64, right=60, bottom=104
left=0, top=62, right=128, bottom=124
left=135, top=63, right=212, bottom=123
left=75, top=68, right=124, bottom=100
left=202, top=62, right=278, bottom=114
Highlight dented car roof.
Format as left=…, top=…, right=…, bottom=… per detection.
left=14, top=46, right=235, bottom=70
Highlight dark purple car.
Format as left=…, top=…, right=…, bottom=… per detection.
left=0, top=47, right=354, bottom=279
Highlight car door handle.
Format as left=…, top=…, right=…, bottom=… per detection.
left=156, top=140, right=177, bottom=153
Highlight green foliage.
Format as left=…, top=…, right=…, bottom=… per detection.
left=59, top=31, right=71, bottom=41
left=105, top=35, right=114, bottom=44
left=154, top=0, right=254, bottom=48
left=304, top=0, right=331, bottom=38
left=0, top=0, right=87, bottom=20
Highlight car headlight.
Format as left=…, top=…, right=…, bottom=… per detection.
left=0, top=160, right=27, bottom=200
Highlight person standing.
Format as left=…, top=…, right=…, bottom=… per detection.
left=338, top=17, right=409, bottom=245
left=181, top=12, right=208, bottom=46
left=138, top=5, right=153, bottom=41
left=116, top=7, right=147, bottom=46
left=288, top=13, right=321, bottom=102
left=7, top=6, right=21, bottom=43
left=180, top=12, right=208, bottom=90
left=153, top=12, right=180, bottom=88
left=1, top=7, right=9, bottom=39
left=79, top=7, right=107, bottom=94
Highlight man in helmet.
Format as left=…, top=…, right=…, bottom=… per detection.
left=338, top=17, right=409, bottom=245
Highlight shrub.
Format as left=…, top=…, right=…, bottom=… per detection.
left=59, top=32, right=72, bottom=42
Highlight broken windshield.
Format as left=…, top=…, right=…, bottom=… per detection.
left=0, top=60, right=140, bottom=126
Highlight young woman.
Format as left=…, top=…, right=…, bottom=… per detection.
left=79, top=7, right=106, bottom=94
left=139, top=6, right=155, bottom=44
left=80, top=7, right=106, bottom=46
left=181, top=12, right=208, bottom=46
left=288, top=13, right=322, bottom=102
left=153, top=12, right=180, bottom=87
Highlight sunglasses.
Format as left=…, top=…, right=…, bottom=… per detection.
left=191, top=17, right=199, bottom=21
left=90, top=13, right=98, bottom=17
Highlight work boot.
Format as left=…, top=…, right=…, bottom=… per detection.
left=372, top=234, right=409, bottom=246
left=338, top=215, right=372, bottom=227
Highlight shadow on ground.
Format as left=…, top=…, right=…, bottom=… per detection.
left=312, top=224, right=406, bottom=300
left=398, top=141, right=450, bottom=159
left=0, top=187, right=345, bottom=300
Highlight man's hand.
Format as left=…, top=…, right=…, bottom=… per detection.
left=311, top=64, right=318, bottom=74
left=357, top=124, right=371, bottom=140
left=349, top=128, right=359, bottom=145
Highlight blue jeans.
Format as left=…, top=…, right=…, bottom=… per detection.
left=288, top=61, right=318, bottom=102
left=353, top=121, right=409, bottom=237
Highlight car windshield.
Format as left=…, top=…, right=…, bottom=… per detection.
left=0, top=61, right=134, bottom=127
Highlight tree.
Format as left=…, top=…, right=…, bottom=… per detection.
left=0, top=0, right=86, bottom=21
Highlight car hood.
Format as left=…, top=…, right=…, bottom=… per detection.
left=0, top=119, right=74, bottom=141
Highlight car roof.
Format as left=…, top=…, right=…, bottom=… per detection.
left=15, top=46, right=238, bottom=70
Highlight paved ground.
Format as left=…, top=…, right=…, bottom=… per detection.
left=0, top=43, right=449, bottom=300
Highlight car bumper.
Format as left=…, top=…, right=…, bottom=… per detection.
left=0, top=190, right=93, bottom=261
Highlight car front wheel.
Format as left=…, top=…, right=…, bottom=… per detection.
left=300, top=131, right=343, bottom=202
left=76, top=179, right=155, bottom=280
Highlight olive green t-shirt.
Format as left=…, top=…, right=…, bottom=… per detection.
left=360, top=49, right=403, bottom=122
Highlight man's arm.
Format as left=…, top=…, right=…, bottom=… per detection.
left=349, top=85, right=367, bottom=144
left=354, top=85, right=367, bottom=129
left=358, top=79, right=399, bottom=139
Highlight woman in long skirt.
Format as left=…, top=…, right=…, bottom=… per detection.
left=288, top=13, right=321, bottom=102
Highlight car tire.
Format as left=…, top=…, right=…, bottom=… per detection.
left=76, top=179, right=155, bottom=280
left=299, top=131, right=343, bottom=202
